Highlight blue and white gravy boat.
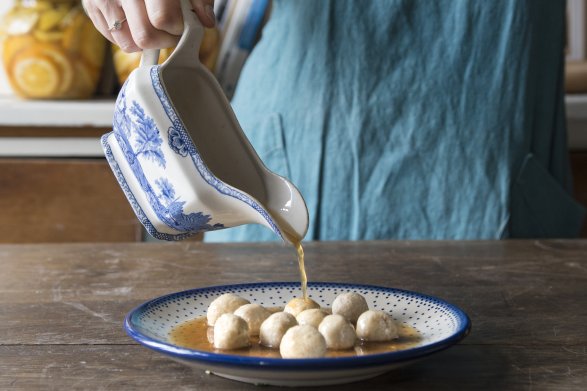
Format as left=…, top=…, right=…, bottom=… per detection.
left=101, top=0, right=308, bottom=242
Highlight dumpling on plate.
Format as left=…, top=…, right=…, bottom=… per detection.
left=280, top=325, right=327, bottom=358
left=284, top=297, right=320, bottom=317
left=356, top=310, right=398, bottom=342
left=234, top=303, right=272, bottom=336
left=296, top=308, right=329, bottom=328
left=207, top=293, right=250, bottom=326
left=213, top=313, right=250, bottom=350
left=332, top=292, right=369, bottom=323
left=318, top=314, right=356, bottom=350
left=259, top=311, right=297, bottom=347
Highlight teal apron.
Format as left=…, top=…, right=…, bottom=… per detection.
left=206, top=0, right=585, bottom=241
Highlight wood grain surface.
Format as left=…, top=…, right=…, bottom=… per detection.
left=0, top=241, right=585, bottom=390
left=0, top=159, right=141, bottom=243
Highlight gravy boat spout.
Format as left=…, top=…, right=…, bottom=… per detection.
left=101, top=0, right=308, bottom=243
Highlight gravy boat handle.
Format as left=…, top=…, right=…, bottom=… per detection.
left=140, top=0, right=204, bottom=69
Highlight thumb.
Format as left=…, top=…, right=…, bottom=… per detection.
left=191, top=0, right=216, bottom=28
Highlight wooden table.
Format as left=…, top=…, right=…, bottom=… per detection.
left=1, top=241, right=586, bottom=390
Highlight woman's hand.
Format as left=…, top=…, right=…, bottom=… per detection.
left=82, top=0, right=215, bottom=52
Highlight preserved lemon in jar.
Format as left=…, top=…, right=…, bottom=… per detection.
left=112, top=27, right=220, bottom=85
left=1, top=0, right=107, bottom=99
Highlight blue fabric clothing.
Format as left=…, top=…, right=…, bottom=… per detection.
left=206, top=0, right=585, bottom=242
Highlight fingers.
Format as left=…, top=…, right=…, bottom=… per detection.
left=144, top=0, right=216, bottom=32
left=82, top=0, right=216, bottom=52
left=144, top=0, right=183, bottom=36
left=104, top=0, right=140, bottom=52
left=122, top=0, right=179, bottom=50
left=192, top=0, right=216, bottom=28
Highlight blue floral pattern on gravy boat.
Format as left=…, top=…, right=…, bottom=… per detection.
left=110, top=82, right=224, bottom=236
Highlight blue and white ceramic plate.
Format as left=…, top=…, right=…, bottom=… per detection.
left=125, top=282, right=471, bottom=386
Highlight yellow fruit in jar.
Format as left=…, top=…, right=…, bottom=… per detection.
left=79, top=19, right=106, bottom=68
left=2, top=35, right=36, bottom=65
left=62, top=8, right=85, bottom=52
left=37, top=8, right=68, bottom=31
left=112, top=46, right=174, bottom=84
left=1, top=2, right=104, bottom=99
left=7, top=43, right=74, bottom=98
left=33, top=30, right=64, bottom=42
left=9, top=50, right=61, bottom=98
left=59, top=5, right=80, bottom=28
left=160, top=48, right=173, bottom=61
left=200, top=27, right=219, bottom=57
left=200, top=28, right=220, bottom=70
left=113, top=48, right=140, bottom=83
left=31, top=1, right=53, bottom=12
left=40, top=44, right=74, bottom=96
left=70, top=60, right=95, bottom=98
left=3, top=9, right=39, bottom=35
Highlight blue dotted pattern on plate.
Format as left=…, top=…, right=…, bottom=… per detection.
left=132, top=282, right=464, bottom=345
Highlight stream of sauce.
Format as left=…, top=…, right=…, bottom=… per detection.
left=294, top=241, right=307, bottom=300
left=169, top=315, right=421, bottom=358
left=273, top=215, right=308, bottom=301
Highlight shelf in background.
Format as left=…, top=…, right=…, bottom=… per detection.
left=0, top=95, right=114, bottom=157
left=0, top=96, right=115, bottom=128
left=0, top=137, right=103, bottom=157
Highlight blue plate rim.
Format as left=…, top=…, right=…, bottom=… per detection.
left=124, top=281, right=471, bottom=371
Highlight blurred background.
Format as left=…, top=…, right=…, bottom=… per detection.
left=0, top=0, right=585, bottom=243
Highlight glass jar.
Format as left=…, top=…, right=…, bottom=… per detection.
left=112, top=27, right=220, bottom=85
left=1, top=0, right=106, bottom=99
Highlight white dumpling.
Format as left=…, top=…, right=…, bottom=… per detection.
left=356, top=310, right=398, bottom=342
left=284, top=297, right=320, bottom=317
left=213, top=313, right=250, bottom=350
left=233, top=303, right=271, bottom=336
left=296, top=308, right=329, bottom=328
left=207, top=293, right=250, bottom=326
left=332, top=292, right=369, bottom=323
left=259, top=312, right=297, bottom=347
left=280, top=325, right=327, bottom=358
left=318, top=314, right=356, bottom=350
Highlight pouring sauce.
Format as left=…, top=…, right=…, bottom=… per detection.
left=272, top=213, right=308, bottom=300
left=294, top=241, right=308, bottom=300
